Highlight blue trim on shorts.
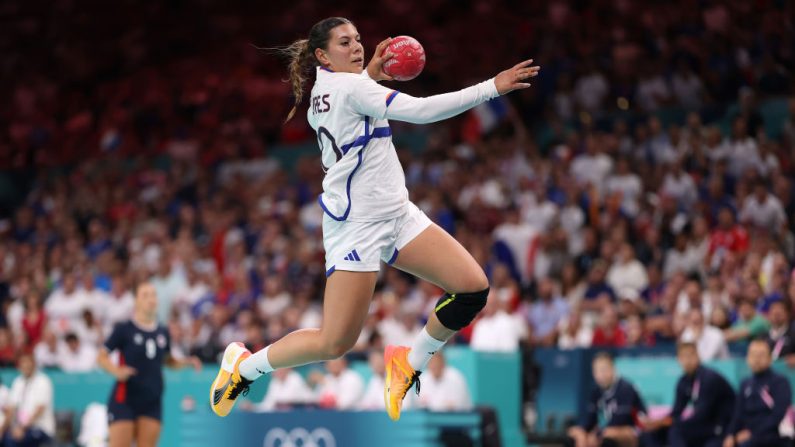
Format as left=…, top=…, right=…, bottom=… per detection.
left=318, top=117, right=392, bottom=222
left=387, top=248, right=399, bottom=265
left=326, top=266, right=336, bottom=277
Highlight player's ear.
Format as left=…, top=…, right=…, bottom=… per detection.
left=315, top=48, right=330, bottom=68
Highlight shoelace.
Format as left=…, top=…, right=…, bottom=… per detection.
left=407, top=371, right=422, bottom=398
left=228, top=377, right=252, bottom=400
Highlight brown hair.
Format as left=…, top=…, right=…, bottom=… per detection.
left=279, top=17, right=353, bottom=123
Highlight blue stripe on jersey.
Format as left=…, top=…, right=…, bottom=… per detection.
left=320, top=66, right=334, bottom=73
left=385, top=91, right=400, bottom=107
left=326, top=266, right=336, bottom=277
left=318, top=116, right=393, bottom=221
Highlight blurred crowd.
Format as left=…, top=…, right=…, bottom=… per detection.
left=0, top=0, right=793, bottom=374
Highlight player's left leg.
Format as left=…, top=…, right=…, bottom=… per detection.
left=134, top=417, right=161, bottom=447
left=601, top=427, right=638, bottom=447
left=384, top=222, right=489, bottom=420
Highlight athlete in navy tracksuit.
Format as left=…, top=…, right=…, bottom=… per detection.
left=668, top=345, right=736, bottom=447
left=568, top=353, right=646, bottom=447
left=98, top=282, right=200, bottom=447
left=724, top=339, right=792, bottom=447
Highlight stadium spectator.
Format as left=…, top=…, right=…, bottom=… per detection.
left=523, top=277, right=569, bottom=347
left=2, top=353, right=54, bottom=447
left=765, top=300, right=795, bottom=365
left=681, top=308, right=729, bottom=361
left=56, top=333, right=97, bottom=373
left=309, top=357, right=363, bottom=411
left=723, top=339, right=792, bottom=447
left=416, top=352, right=472, bottom=412
left=724, top=299, right=771, bottom=343
left=470, top=291, right=527, bottom=352
left=246, top=367, right=314, bottom=412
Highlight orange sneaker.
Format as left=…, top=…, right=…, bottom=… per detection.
left=210, top=342, right=252, bottom=417
left=384, top=345, right=421, bottom=421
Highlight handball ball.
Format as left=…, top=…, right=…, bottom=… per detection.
left=382, top=36, right=426, bottom=81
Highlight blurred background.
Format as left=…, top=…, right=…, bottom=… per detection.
left=0, top=0, right=793, bottom=446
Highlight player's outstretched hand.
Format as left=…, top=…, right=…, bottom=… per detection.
left=115, top=365, right=137, bottom=382
left=189, top=355, right=203, bottom=372
left=494, top=59, right=540, bottom=95
left=367, top=38, right=395, bottom=81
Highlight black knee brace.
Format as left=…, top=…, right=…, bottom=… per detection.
left=434, top=288, right=489, bottom=330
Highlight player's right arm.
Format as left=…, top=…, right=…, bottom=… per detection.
left=349, top=58, right=539, bottom=124
left=97, top=323, right=136, bottom=381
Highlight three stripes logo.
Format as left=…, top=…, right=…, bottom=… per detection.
left=343, top=249, right=361, bottom=262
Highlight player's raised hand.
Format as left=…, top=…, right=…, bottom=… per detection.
left=494, top=59, right=540, bottom=95
left=367, top=38, right=395, bottom=81
left=115, top=365, right=137, bottom=382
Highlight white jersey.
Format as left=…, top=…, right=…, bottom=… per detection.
left=307, top=66, right=499, bottom=222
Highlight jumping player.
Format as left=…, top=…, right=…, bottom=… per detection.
left=98, top=282, right=200, bottom=447
left=210, top=16, right=540, bottom=421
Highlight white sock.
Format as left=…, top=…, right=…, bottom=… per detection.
left=239, top=345, right=274, bottom=380
left=407, top=327, right=447, bottom=372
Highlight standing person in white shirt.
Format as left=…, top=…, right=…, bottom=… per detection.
left=103, top=275, right=135, bottom=336
left=680, top=308, right=729, bottom=360
left=309, top=357, right=363, bottom=410
left=56, top=333, right=98, bottom=373
left=44, top=270, right=89, bottom=336
left=417, top=352, right=472, bottom=412
left=470, top=291, right=527, bottom=352
left=740, top=180, right=786, bottom=234
left=247, top=368, right=314, bottom=412
left=211, top=16, right=541, bottom=423
left=2, top=353, right=55, bottom=447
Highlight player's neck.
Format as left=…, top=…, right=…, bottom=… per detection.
left=132, top=314, right=157, bottom=331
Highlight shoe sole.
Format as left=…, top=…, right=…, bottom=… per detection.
left=210, top=342, right=248, bottom=417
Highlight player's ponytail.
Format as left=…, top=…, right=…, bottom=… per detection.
left=278, top=17, right=353, bottom=123
left=284, top=38, right=313, bottom=123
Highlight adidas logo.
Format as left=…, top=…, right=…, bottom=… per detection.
left=343, top=249, right=361, bottom=262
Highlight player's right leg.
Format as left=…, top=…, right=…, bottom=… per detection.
left=108, top=421, right=134, bottom=447
left=210, top=270, right=377, bottom=417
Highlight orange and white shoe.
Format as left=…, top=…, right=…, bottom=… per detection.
left=210, top=342, right=252, bottom=417
left=384, top=345, right=421, bottom=421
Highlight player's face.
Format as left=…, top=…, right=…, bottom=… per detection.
left=747, top=341, right=772, bottom=373
left=321, top=24, right=364, bottom=73
left=135, top=283, right=158, bottom=318
left=677, top=346, right=699, bottom=375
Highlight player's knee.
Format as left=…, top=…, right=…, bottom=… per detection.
left=434, top=287, right=489, bottom=331
left=318, top=337, right=354, bottom=360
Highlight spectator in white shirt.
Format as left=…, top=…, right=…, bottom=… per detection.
left=56, top=333, right=98, bottom=373
left=726, top=117, right=760, bottom=177
left=570, top=137, right=613, bottom=194
left=661, top=162, right=698, bottom=211
left=605, top=158, right=643, bottom=218
left=663, top=233, right=700, bottom=280
left=417, top=352, right=472, bottom=411
left=257, top=275, right=291, bottom=320
left=574, top=61, right=609, bottom=114
left=44, top=270, right=89, bottom=336
left=249, top=368, right=314, bottom=412
left=32, top=329, right=59, bottom=369
left=680, top=308, right=729, bottom=360
left=102, top=275, right=135, bottom=335
left=740, top=180, right=787, bottom=234
left=310, top=357, right=364, bottom=410
left=3, top=353, right=55, bottom=446
left=671, top=60, right=705, bottom=110
left=636, top=65, right=672, bottom=112
left=606, top=244, right=648, bottom=296
left=470, top=291, right=527, bottom=352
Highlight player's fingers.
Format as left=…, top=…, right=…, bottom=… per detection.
left=513, top=58, right=534, bottom=69
left=376, top=38, right=392, bottom=55
left=515, top=82, right=532, bottom=89
left=382, top=51, right=395, bottom=61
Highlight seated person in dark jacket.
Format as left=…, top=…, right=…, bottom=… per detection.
left=766, top=300, right=795, bottom=366
left=642, top=342, right=735, bottom=447
left=568, top=352, right=646, bottom=447
left=723, top=338, right=792, bottom=447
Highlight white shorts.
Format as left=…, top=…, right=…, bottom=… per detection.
left=322, top=202, right=433, bottom=276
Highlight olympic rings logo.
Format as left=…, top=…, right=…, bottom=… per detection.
left=262, top=427, right=336, bottom=447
